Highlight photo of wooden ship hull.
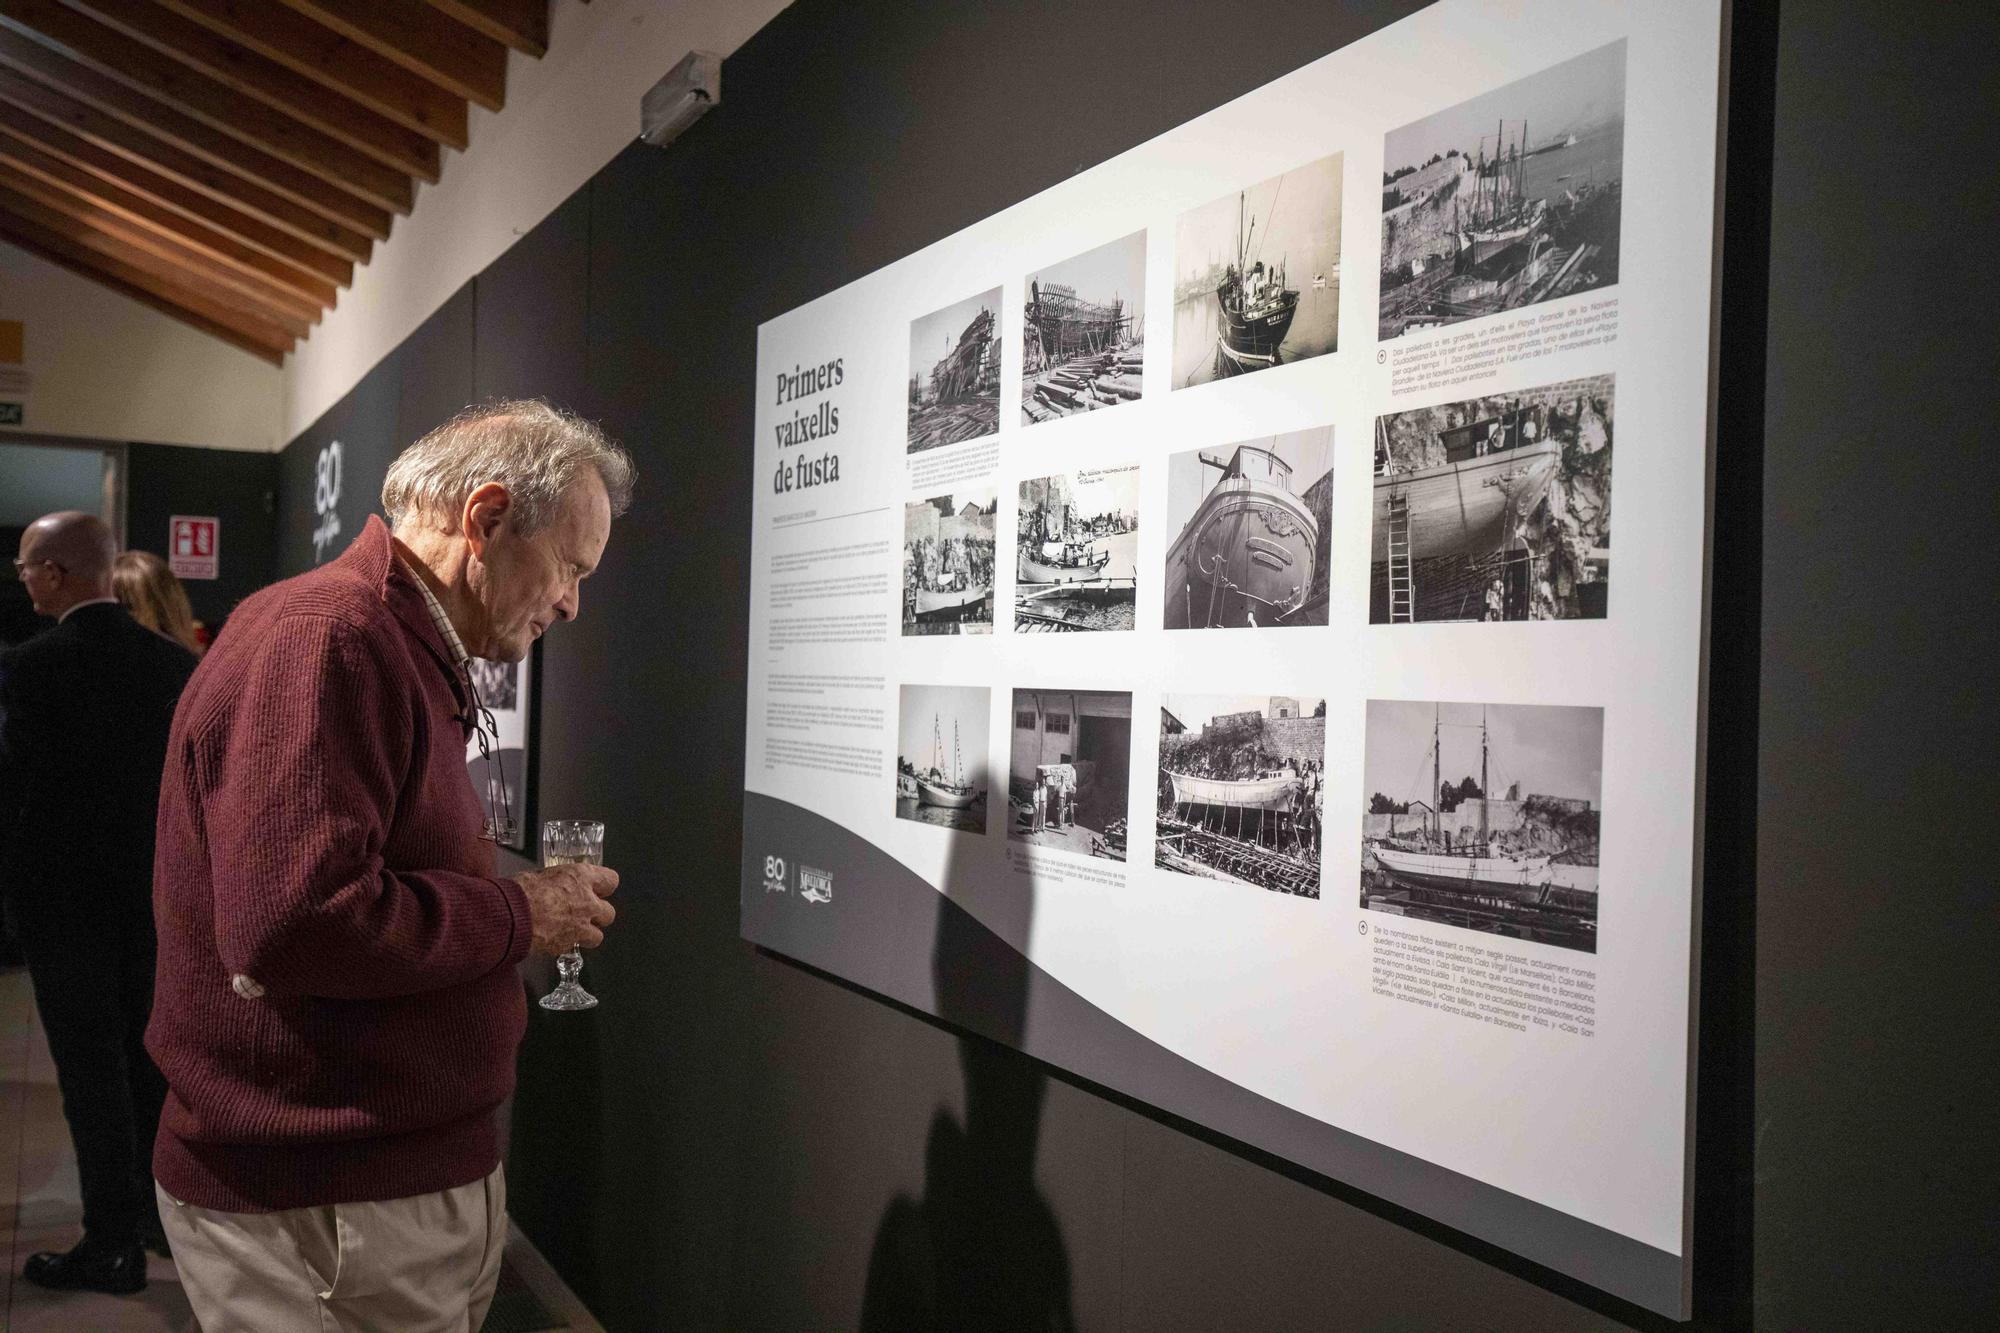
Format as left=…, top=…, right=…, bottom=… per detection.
left=1165, top=444, right=1320, bottom=629
left=1166, top=770, right=1297, bottom=812
left=904, top=491, right=996, bottom=634
left=907, top=290, right=1002, bottom=452
left=1209, top=192, right=1298, bottom=374
left=897, top=685, right=989, bottom=833
left=911, top=581, right=992, bottom=624
left=1015, top=469, right=1140, bottom=632
left=1017, top=539, right=1110, bottom=585
left=1020, top=255, right=1144, bottom=424
left=1156, top=695, right=1324, bottom=897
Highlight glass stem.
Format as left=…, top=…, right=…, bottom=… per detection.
left=558, top=949, right=583, bottom=986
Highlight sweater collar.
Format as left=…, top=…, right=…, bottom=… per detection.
left=339, top=516, right=469, bottom=700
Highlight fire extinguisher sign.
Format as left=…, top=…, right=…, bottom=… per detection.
left=168, top=516, right=219, bottom=579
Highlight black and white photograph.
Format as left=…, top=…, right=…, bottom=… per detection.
left=903, top=489, right=996, bottom=634
left=1156, top=694, right=1325, bottom=897
left=1164, top=426, right=1333, bottom=630
left=1360, top=699, right=1602, bottom=953
left=1021, top=232, right=1146, bottom=424
left=907, top=288, right=1002, bottom=453
left=1008, top=689, right=1133, bottom=862
left=1014, top=464, right=1140, bottom=633
left=1371, top=373, right=1612, bottom=623
left=895, top=683, right=990, bottom=835
left=464, top=652, right=534, bottom=852
left=1173, top=151, right=1342, bottom=387
left=1378, top=39, right=1626, bottom=340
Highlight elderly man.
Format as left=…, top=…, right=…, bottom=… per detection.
left=148, top=400, right=631, bottom=1331
left=1, top=511, right=197, bottom=1294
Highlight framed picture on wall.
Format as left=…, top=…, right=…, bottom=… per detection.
left=465, top=644, right=538, bottom=855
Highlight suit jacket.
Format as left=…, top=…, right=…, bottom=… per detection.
left=0, top=602, right=197, bottom=895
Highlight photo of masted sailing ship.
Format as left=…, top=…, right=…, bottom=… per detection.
left=1021, top=232, right=1146, bottom=424
left=1173, top=151, right=1342, bottom=388
left=896, top=683, right=989, bottom=834
left=1360, top=700, right=1602, bottom=953
left=1015, top=467, right=1140, bottom=633
left=907, top=289, right=1002, bottom=453
left=1378, top=40, right=1626, bottom=340
left=1156, top=696, right=1325, bottom=897
left=1372, top=375, right=1612, bottom=622
left=1164, top=428, right=1333, bottom=629
left=903, top=491, right=995, bottom=635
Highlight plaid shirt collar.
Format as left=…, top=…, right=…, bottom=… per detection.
left=396, top=553, right=471, bottom=670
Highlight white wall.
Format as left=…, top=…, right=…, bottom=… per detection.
left=282, top=0, right=792, bottom=445
left=0, top=240, right=283, bottom=453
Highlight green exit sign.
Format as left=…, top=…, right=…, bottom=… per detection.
left=0, top=402, right=22, bottom=426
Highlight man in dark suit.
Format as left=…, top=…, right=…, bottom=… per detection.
left=0, top=511, right=196, bottom=1295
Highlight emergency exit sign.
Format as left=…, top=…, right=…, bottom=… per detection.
left=169, top=515, right=219, bottom=579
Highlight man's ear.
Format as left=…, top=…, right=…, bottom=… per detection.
left=462, top=483, right=512, bottom=558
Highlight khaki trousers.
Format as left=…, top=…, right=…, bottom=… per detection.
left=156, top=1165, right=506, bottom=1332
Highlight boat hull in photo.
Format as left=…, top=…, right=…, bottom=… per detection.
left=1167, top=771, right=1297, bottom=812
left=1371, top=844, right=1557, bottom=900
left=916, top=777, right=977, bottom=809
left=1165, top=482, right=1317, bottom=628
left=1372, top=441, right=1559, bottom=561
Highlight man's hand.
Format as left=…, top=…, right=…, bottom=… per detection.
left=515, top=862, right=619, bottom=956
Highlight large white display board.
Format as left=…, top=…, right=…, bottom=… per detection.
left=741, top=1, right=1725, bottom=1315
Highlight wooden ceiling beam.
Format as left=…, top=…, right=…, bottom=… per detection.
left=0, top=210, right=295, bottom=362
left=0, top=129, right=339, bottom=308
left=0, top=100, right=352, bottom=287
left=60, top=0, right=442, bottom=182
left=155, top=0, right=468, bottom=150
left=0, top=64, right=375, bottom=260
left=274, top=0, right=506, bottom=112
left=421, top=0, right=546, bottom=59
left=0, top=183, right=316, bottom=335
left=0, top=2, right=416, bottom=213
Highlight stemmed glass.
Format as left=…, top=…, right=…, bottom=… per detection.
left=538, top=819, right=603, bottom=1011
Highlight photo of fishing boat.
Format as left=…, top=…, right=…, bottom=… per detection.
left=903, top=489, right=995, bottom=635
left=1015, top=465, right=1140, bottom=633
left=907, top=288, right=1002, bottom=453
left=1359, top=699, right=1602, bottom=953
left=1008, top=689, right=1132, bottom=862
left=1164, top=427, right=1332, bottom=630
left=1156, top=694, right=1325, bottom=897
left=1173, top=151, right=1342, bottom=388
left=1021, top=232, right=1146, bottom=425
left=1378, top=40, right=1626, bottom=341
left=1370, top=374, right=1612, bottom=623
left=896, top=683, right=990, bottom=834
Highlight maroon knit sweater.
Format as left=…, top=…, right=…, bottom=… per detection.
left=148, top=516, right=533, bottom=1212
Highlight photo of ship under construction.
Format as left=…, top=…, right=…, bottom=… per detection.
left=1360, top=699, right=1603, bottom=954
left=907, top=288, right=1002, bottom=453
left=1156, top=694, right=1325, bottom=897
left=1163, top=426, right=1332, bottom=630
left=1378, top=39, right=1626, bottom=341
left=1014, top=464, right=1140, bottom=633
left=895, top=682, right=990, bottom=835
left=1173, top=151, right=1342, bottom=388
left=903, top=489, right=996, bottom=635
left=1371, top=374, right=1612, bottom=623
left=1008, top=689, right=1133, bottom=863
left=1021, top=231, right=1146, bottom=425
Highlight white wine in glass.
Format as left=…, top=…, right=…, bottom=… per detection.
left=539, top=819, right=604, bottom=1011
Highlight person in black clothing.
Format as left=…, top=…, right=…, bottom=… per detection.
left=0, top=511, right=196, bottom=1295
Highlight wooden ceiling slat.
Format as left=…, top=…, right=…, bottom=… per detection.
left=421, top=0, right=546, bottom=59
left=0, top=65, right=375, bottom=261
left=0, top=208, right=297, bottom=361
left=0, top=128, right=339, bottom=307
left=0, top=100, right=353, bottom=286
left=0, top=3, right=415, bottom=212
left=156, top=0, right=468, bottom=151
left=274, top=0, right=507, bottom=112
left=61, top=0, right=442, bottom=182
left=0, top=183, right=316, bottom=336
left=0, top=29, right=396, bottom=239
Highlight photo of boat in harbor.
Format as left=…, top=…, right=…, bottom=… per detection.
left=1173, top=151, right=1342, bottom=388
left=1015, top=464, right=1140, bottom=633
left=1371, top=374, right=1612, bottom=623
left=1164, top=426, right=1332, bottom=630
left=1378, top=39, right=1626, bottom=341
left=1008, top=689, right=1133, bottom=862
left=1021, top=232, right=1146, bottom=425
left=907, top=288, right=1002, bottom=453
left=1156, top=694, right=1325, bottom=897
left=903, top=490, right=996, bottom=635
left=1360, top=699, right=1602, bottom=953
left=896, top=683, right=990, bottom=834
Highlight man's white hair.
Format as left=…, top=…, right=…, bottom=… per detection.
left=381, top=399, right=634, bottom=535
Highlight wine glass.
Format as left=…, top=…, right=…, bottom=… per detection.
left=538, top=819, right=604, bottom=1011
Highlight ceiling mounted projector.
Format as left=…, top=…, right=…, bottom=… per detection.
left=640, top=51, right=720, bottom=149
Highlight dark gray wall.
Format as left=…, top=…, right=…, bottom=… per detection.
left=262, top=1, right=1997, bottom=1328
left=124, top=442, right=277, bottom=638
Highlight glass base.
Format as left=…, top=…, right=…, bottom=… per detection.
left=538, top=982, right=598, bottom=1011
